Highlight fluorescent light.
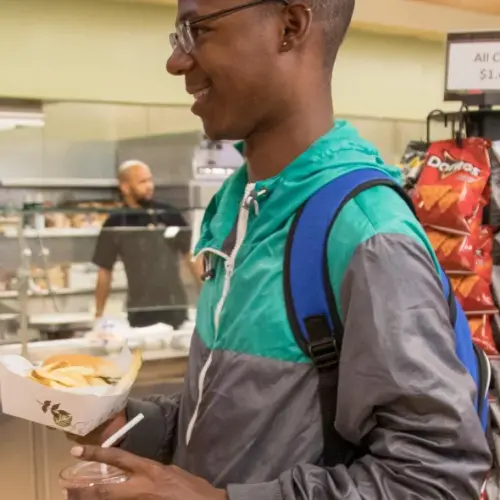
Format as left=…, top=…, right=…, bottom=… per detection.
left=0, top=111, right=45, bottom=130
left=0, top=122, right=16, bottom=132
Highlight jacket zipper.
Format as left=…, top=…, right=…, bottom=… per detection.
left=185, top=183, right=256, bottom=446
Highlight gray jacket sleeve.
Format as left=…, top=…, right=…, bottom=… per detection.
left=120, top=394, right=180, bottom=464
left=227, top=233, right=491, bottom=500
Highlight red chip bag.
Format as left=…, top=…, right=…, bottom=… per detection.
left=479, top=225, right=493, bottom=254
left=475, top=226, right=493, bottom=282
left=468, top=315, right=498, bottom=355
left=475, top=254, right=493, bottom=283
left=412, top=138, right=491, bottom=233
left=451, top=275, right=496, bottom=313
left=426, top=228, right=477, bottom=273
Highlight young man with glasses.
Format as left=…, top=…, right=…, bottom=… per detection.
left=70, top=1, right=491, bottom=499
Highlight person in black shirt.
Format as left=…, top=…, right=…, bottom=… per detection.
left=92, top=160, right=200, bottom=329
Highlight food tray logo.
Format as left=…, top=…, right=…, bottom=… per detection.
left=37, top=400, right=73, bottom=428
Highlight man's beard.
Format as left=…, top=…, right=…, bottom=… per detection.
left=128, top=188, right=152, bottom=208
left=137, top=198, right=153, bottom=209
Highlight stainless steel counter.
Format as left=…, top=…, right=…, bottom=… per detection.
left=0, top=351, right=188, bottom=500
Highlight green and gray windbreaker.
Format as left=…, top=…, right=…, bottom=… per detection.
left=123, top=121, right=491, bottom=499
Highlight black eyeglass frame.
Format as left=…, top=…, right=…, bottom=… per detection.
left=170, top=0, right=290, bottom=54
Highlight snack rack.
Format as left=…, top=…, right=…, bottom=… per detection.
left=398, top=28, right=500, bottom=497
left=399, top=101, right=500, bottom=500
left=423, top=107, right=500, bottom=329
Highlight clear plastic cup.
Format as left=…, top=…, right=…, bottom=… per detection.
left=59, top=461, right=128, bottom=499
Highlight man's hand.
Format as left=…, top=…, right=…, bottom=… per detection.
left=70, top=445, right=228, bottom=500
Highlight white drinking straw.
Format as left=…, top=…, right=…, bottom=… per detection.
left=101, top=413, right=145, bottom=449
left=99, top=413, right=145, bottom=475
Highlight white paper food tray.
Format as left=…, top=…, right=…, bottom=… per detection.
left=0, top=348, right=135, bottom=436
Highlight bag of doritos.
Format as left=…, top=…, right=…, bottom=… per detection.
left=476, top=226, right=493, bottom=282
left=426, top=228, right=477, bottom=274
left=468, top=315, right=498, bottom=356
left=451, top=275, right=496, bottom=314
left=412, top=137, right=491, bottom=233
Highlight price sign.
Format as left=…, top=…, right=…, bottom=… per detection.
left=446, top=33, right=500, bottom=93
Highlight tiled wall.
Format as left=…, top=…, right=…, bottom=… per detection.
left=0, top=101, right=458, bottom=189
left=0, top=102, right=202, bottom=184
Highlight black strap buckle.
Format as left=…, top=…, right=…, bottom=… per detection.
left=308, top=337, right=339, bottom=371
left=304, top=315, right=340, bottom=371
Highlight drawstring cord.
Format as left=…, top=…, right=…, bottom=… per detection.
left=243, top=188, right=268, bottom=215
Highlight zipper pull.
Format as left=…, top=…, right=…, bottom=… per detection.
left=201, top=268, right=216, bottom=281
left=224, top=260, right=234, bottom=278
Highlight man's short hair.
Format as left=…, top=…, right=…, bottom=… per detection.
left=117, top=160, right=149, bottom=181
left=310, top=0, right=355, bottom=71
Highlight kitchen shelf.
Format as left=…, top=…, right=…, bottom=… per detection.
left=0, top=178, right=183, bottom=189
left=0, top=178, right=118, bottom=188
left=2, top=227, right=101, bottom=238
left=1, top=226, right=182, bottom=239
left=0, top=286, right=127, bottom=300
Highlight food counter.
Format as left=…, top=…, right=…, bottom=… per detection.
left=0, top=339, right=189, bottom=500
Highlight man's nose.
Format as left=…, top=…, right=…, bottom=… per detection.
left=166, top=47, right=195, bottom=76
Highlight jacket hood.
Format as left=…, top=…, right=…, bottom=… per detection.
left=195, top=120, right=402, bottom=255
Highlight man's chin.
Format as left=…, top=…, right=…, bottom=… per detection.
left=202, top=120, right=244, bottom=142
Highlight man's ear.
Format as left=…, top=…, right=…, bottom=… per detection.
left=120, top=182, right=129, bottom=197
left=279, top=4, right=312, bottom=52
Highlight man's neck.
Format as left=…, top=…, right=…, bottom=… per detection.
left=123, top=196, right=141, bottom=208
left=244, top=97, right=334, bottom=182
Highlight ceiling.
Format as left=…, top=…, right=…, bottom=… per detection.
left=411, top=0, right=500, bottom=16
left=110, top=0, right=175, bottom=4
left=111, top=0, right=500, bottom=16
left=108, top=0, right=500, bottom=40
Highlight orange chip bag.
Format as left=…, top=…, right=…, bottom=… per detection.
left=419, top=185, right=452, bottom=211
left=412, top=138, right=491, bottom=233
left=479, top=225, right=493, bottom=255
left=475, top=226, right=493, bottom=282
left=426, top=228, right=477, bottom=273
left=451, top=275, right=496, bottom=313
left=468, top=315, right=498, bottom=355
left=426, top=229, right=448, bottom=249
left=475, top=254, right=493, bottom=283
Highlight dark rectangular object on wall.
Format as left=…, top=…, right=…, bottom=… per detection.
left=444, top=31, right=500, bottom=106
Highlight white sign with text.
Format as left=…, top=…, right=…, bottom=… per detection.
left=447, top=40, right=500, bottom=92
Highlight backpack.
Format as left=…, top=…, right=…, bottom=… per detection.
left=283, top=167, right=491, bottom=467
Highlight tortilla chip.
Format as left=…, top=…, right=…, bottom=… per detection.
left=418, top=185, right=452, bottom=211
left=438, top=192, right=460, bottom=213
left=457, top=275, right=480, bottom=298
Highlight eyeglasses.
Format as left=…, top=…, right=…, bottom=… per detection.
left=169, top=0, right=289, bottom=54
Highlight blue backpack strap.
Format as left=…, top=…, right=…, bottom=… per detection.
left=284, top=168, right=491, bottom=467
left=439, top=265, right=490, bottom=430
left=284, top=168, right=412, bottom=466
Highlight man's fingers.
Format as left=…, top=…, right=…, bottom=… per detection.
left=71, top=445, right=150, bottom=473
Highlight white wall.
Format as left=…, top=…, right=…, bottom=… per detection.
left=336, top=32, right=451, bottom=121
